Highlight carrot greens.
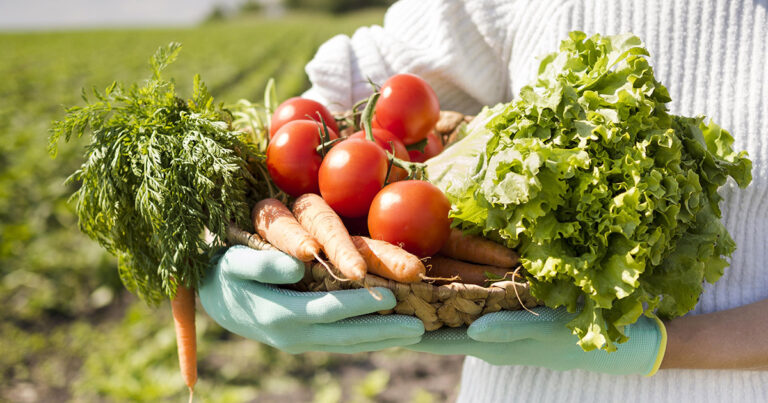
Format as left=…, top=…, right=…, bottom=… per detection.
left=49, top=43, right=267, bottom=304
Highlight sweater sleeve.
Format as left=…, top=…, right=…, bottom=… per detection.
left=302, top=0, right=522, bottom=114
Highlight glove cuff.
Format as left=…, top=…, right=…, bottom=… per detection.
left=644, top=316, right=667, bottom=377
left=588, top=314, right=667, bottom=376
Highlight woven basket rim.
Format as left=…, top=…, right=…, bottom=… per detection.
left=226, top=225, right=541, bottom=331
left=226, top=224, right=532, bottom=294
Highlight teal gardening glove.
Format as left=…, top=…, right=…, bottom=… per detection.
left=408, top=306, right=667, bottom=376
left=199, top=245, right=425, bottom=353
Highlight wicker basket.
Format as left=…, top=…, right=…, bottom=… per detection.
left=228, top=226, right=541, bottom=331
left=225, top=109, right=542, bottom=330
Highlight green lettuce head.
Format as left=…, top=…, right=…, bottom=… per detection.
left=427, top=31, right=751, bottom=351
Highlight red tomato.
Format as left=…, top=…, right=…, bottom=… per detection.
left=368, top=180, right=451, bottom=257
left=407, top=132, right=444, bottom=163
left=373, top=73, right=440, bottom=145
left=266, top=120, right=338, bottom=197
left=269, top=97, right=338, bottom=139
left=319, top=139, right=388, bottom=218
left=349, top=129, right=411, bottom=182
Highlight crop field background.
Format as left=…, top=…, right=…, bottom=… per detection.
left=0, top=9, right=462, bottom=402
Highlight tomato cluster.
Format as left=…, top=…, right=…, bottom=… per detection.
left=265, top=73, right=451, bottom=256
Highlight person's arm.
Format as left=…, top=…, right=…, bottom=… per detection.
left=661, top=298, right=768, bottom=370
left=408, top=299, right=768, bottom=375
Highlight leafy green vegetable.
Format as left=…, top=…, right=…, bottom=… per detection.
left=49, top=43, right=269, bottom=304
left=427, top=32, right=752, bottom=351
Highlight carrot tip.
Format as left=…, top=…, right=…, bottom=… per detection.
left=510, top=266, right=537, bottom=316
left=313, top=252, right=350, bottom=283
left=418, top=272, right=461, bottom=283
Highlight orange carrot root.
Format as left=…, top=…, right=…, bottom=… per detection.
left=439, top=228, right=519, bottom=268
left=426, top=256, right=513, bottom=286
left=352, top=236, right=425, bottom=283
left=171, top=285, right=197, bottom=395
left=253, top=198, right=321, bottom=261
left=292, top=194, right=366, bottom=281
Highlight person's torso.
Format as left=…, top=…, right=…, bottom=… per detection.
left=456, top=0, right=768, bottom=401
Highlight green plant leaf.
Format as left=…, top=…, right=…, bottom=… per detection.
left=427, top=31, right=752, bottom=351
left=49, top=43, right=270, bottom=304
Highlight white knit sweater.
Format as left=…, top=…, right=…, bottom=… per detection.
left=303, top=0, right=768, bottom=401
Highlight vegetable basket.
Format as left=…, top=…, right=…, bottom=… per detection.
left=228, top=222, right=541, bottom=332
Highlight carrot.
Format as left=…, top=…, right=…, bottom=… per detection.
left=439, top=228, right=519, bottom=267
left=253, top=198, right=321, bottom=262
left=427, top=256, right=513, bottom=286
left=352, top=236, right=425, bottom=283
left=171, top=284, right=197, bottom=401
left=292, top=193, right=366, bottom=281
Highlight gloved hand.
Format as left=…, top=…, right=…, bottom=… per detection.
left=199, top=245, right=425, bottom=353
left=407, top=306, right=667, bottom=376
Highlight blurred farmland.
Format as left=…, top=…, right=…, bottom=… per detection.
left=0, top=10, right=463, bottom=402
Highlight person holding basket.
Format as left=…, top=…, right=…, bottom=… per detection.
left=200, top=0, right=768, bottom=401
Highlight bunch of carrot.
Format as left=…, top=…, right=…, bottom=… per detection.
left=254, top=195, right=417, bottom=283
left=252, top=195, right=520, bottom=286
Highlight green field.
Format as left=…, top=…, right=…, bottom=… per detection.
left=0, top=11, right=462, bottom=402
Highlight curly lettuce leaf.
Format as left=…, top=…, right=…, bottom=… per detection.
left=427, top=32, right=751, bottom=351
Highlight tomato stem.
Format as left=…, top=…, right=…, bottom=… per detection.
left=315, top=137, right=344, bottom=154
left=360, top=92, right=380, bottom=142
left=365, top=76, right=381, bottom=92
left=391, top=157, right=426, bottom=180
left=383, top=141, right=396, bottom=186
left=352, top=97, right=369, bottom=113
left=313, top=112, right=336, bottom=156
